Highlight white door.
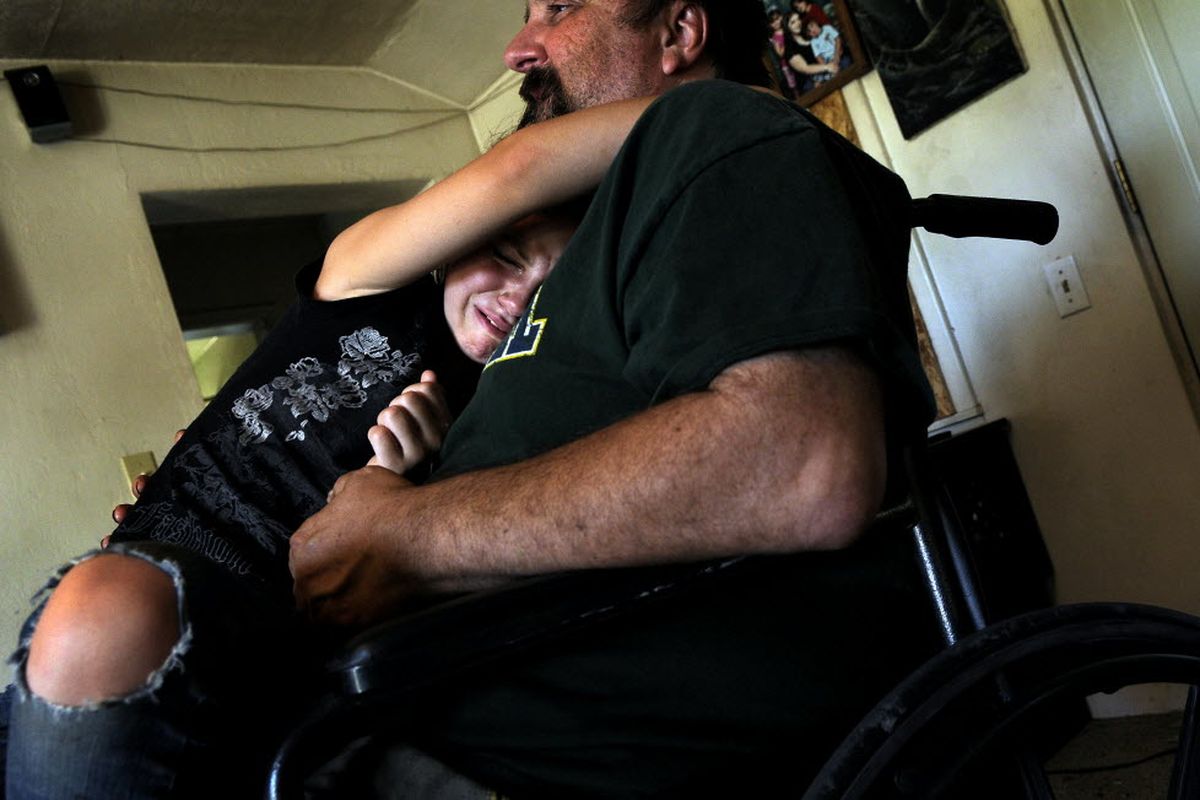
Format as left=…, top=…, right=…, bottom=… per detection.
left=1061, top=0, right=1200, bottom=376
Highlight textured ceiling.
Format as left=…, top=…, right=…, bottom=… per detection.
left=0, top=0, right=524, bottom=106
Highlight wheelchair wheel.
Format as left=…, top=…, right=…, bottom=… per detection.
left=803, top=602, right=1200, bottom=799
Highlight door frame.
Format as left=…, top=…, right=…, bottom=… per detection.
left=1044, top=0, right=1200, bottom=422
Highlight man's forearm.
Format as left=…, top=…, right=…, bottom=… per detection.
left=397, top=347, right=888, bottom=588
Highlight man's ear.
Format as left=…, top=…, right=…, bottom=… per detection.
left=659, top=1, right=710, bottom=77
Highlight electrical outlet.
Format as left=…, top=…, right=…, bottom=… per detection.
left=1044, top=256, right=1091, bottom=318
left=120, top=451, right=158, bottom=498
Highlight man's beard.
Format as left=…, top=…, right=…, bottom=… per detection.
left=517, top=66, right=575, bottom=128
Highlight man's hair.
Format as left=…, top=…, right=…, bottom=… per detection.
left=619, top=0, right=772, bottom=88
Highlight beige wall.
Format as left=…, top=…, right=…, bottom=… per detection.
left=467, top=72, right=525, bottom=152
left=843, top=0, right=1200, bottom=706
left=0, top=60, right=479, bottom=661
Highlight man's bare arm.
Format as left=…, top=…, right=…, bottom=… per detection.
left=289, top=346, right=887, bottom=626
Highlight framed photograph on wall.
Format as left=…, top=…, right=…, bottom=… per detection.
left=845, top=0, right=1027, bottom=138
left=761, top=0, right=870, bottom=107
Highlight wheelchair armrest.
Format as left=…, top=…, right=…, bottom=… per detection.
left=328, top=556, right=752, bottom=700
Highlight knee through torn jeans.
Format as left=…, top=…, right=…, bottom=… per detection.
left=4, top=540, right=322, bottom=800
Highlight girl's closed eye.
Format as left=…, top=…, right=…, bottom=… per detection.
left=493, top=246, right=525, bottom=273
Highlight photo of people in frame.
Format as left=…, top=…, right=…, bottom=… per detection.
left=761, top=0, right=869, bottom=107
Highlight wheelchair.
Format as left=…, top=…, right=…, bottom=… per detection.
left=268, top=195, right=1200, bottom=799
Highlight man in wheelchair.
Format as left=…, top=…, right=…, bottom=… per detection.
left=284, top=2, right=939, bottom=795
left=5, top=1, right=940, bottom=797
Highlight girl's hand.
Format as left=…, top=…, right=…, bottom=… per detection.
left=364, top=371, right=452, bottom=474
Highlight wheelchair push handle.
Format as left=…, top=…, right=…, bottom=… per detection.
left=910, top=194, right=1059, bottom=245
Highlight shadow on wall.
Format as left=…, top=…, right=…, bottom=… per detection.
left=0, top=224, right=35, bottom=333
left=55, top=69, right=108, bottom=137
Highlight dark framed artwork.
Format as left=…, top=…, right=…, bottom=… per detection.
left=761, top=0, right=870, bottom=107
left=846, top=0, right=1027, bottom=139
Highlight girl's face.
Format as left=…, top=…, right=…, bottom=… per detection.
left=787, top=13, right=804, bottom=34
left=443, top=213, right=576, bottom=364
left=769, top=12, right=783, bottom=31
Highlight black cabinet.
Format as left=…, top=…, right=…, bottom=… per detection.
left=929, top=419, right=1055, bottom=622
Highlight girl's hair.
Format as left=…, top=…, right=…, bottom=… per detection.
left=435, top=192, right=593, bottom=286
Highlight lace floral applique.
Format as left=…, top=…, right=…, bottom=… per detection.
left=232, top=386, right=275, bottom=445
left=338, top=327, right=421, bottom=388
left=230, top=327, right=419, bottom=445
left=273, top=357, right=368, bottom=423
left=286, top=420, right=309, bottom=443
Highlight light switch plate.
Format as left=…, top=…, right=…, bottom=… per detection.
left=120, top=451, right=158, bottom=497
left=1044, top=255, right=1091, bottom=318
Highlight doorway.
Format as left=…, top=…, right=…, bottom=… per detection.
left=1058, top=0, right=1200, bottom=391
left=141, top=181, right=427, bottom=401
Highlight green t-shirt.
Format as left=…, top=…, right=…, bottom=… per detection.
left=423, top=81, right=937, bottom=798
left=437, top=81, right=932, bottom=478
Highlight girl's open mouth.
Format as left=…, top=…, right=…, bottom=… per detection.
left=476, top=306, right=512, bottom=339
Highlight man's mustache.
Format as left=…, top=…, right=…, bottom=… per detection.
left=517, top=67, right=573, bottom=128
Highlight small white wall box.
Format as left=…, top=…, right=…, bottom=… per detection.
left=1044, top=255, right=1092, bottom=318
left=4, top=65, right=73, bottom=143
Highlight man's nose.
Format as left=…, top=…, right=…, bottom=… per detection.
left=504, top=22, right=547, bottom=73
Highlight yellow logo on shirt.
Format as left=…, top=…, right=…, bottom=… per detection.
left=484, top=286, right=547, bottom=370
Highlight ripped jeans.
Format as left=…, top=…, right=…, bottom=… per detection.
left=4, top=541, right=324, bottom=799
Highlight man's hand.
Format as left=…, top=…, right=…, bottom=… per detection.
left=365, top=370, right=452, bottom=474
left=290, top=466, right=427, bottom=628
